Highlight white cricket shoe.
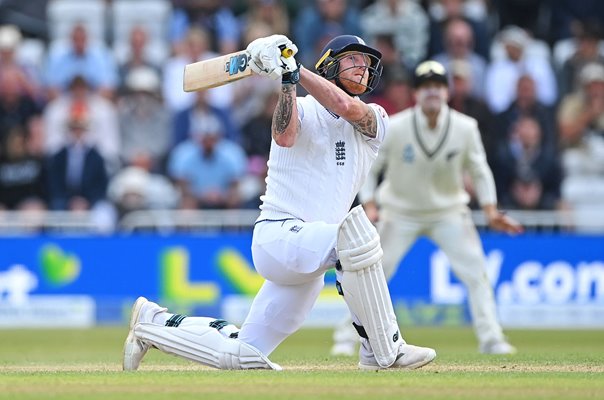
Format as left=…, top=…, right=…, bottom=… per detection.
left=480, top=340, right=517, bottom=355
left=358, top=342, right=437, bottom=371
left=122, top=296, right=166, bottom=371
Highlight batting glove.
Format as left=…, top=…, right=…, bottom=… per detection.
left=247, top=35, right=298, bottom=81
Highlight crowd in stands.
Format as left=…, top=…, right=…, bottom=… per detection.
left=0, top=0, right=603, bottom=231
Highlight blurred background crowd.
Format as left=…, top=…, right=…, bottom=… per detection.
left=0, top=0, right=603, bottom=232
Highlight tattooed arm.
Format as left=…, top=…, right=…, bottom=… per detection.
left=271, top=83, right=300, bottom=147
left=298, top=67, right=378, bottom=138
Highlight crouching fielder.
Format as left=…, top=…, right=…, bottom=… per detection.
left=123, top=34, right=436, bottom=371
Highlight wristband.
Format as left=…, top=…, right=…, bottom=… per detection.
left=282, top=63, right=301, bottom=85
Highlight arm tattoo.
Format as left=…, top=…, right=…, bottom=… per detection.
left=272, top=84, right=296, bottom=136
left=351, top=108, right=378, bottom=138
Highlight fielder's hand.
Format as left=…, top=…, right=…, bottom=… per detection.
left=246, top=35, right=298, bottom=81
left=487, top=211, right=524, bottom=234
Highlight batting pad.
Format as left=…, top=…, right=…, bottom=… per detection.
left=134, top=323, right=282, bottom=370
left=337, top=205, right=401, bottom=368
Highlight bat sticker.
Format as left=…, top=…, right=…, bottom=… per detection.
left=225, top=53, right=250, bottom=76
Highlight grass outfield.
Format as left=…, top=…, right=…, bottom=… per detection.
left=0, top=326, right=602, bottom=399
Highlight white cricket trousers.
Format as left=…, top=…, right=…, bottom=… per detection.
left=378, top=206, right=505, bottom=347
left=238, top=218, right=340, bottom=356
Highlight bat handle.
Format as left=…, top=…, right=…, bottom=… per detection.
left=280, top=46, right=294, bottom=58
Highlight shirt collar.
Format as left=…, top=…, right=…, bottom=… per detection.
left=414, top=104, right=450, bottom=132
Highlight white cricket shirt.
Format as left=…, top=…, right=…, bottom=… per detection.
left=359, top=105, right=496, bottom=214
left=259, top=95, right=387, bottom=224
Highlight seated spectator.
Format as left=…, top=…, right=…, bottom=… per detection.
left=558, top=62, right=604, bottom=148
left=45, top=23, right=118, bottom=100
left=485, top=26, right=557, bottom=113
left=560, top=133, right=604, bottom=232
left=0, top=126, right=46, bottom=211
left=46, top=106, right=116, bottom=232
left=241, top=89, right=278, bottom=160
left=557, top=20, right=604, bottom=98
left=293, top=0, right=362, bottom=68
left=239, top=0, right=290, bottom=37
left=360, top=0, right=429, bottom=70
left=494, top=74, right=556, bottom=151
left=162, top=27, right=234, bottom=115
left=492, top=116, right=562, bottom=210
left=448, top=59, right=494, bottom=157
left=0, top=24, right=42, bottom=102
left=44, top=75, right=120, bottom=173
left=117, top=66, right=170, bottom=172
left=117, top=25, right=162, bottom=94
left=168, top=114, right=247, bottom=210
left=367, top=66, right=413, bottom=115
left=427, top=0, right=491, bottom=61
left=170, top=0, right=241, bottom=55
left=0, top=66, right=40, bottom=145
left=433, top=17, right=487, bottom=100
left=239, top=155, right=269, bottom=210
left=230, top=21, right=281, bottom=130
left=172, top=89, right=240, bottom=147
left=108, top=164, right=179, bottom=218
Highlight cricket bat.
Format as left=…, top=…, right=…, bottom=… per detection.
left=183, top=47, right=294, bottom=92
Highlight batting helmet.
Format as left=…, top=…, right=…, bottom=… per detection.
left=413, top=60, right=448, bottom=88
left=315, top=35, right=382, bottom=96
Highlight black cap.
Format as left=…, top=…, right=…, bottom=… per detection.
left=413, top=60, right=448, bottom=88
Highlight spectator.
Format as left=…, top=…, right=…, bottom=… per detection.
left=485, top=25, right=557, bottom=113
left=108, top=164, right=179, bottom=218
left=117, top=25, right=162, bottom=94
left=557, top=61, right=604, bottom=231
left=162, top=27, right=234, bottom=115
left=293, top=0, right=362, bottom=68
left=367, top=66, right=414, bottom=115
left=560, top=133, right=604, bottom=232
left=170, top=0, right=241, bottom=55
left=168, top=113, right=247, bottom=210
left=45, top=23, right=118, bottom=100
left=447, top=59, right=494, bottom=158
left=47, top=104, right=115, bottom=232
left=44, top=75, right=120, bottom=173
left=0, top=24, right=42, bottom=101
left=557, top=62, right=604, bottom=148
left=492, top=116, right=562, bottom=210
left=239, top=0, right=290, bottom=38
left=494, top=74, right=556, bottom=151
left=557, top=20, right=604, bottom=98
left=360, top=0, right=429, bottom=70
left=493, top=0, right=547, bottom=40
left=172, top=89, right=240, bottom=147
left=0, top=126, right=46, bottom=211
left=433, top=17, right=488, bottom=100
left=427, top=0, right=491, bottom=61
left=230, top=21, right=281, bottom=130
left=117, top=66, right=170, bottom=171
left=0, top=67, right=40, bottom=145
left=548, top=0, right=604, bottom=44
left=241, top=89, right=279, bottom=160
